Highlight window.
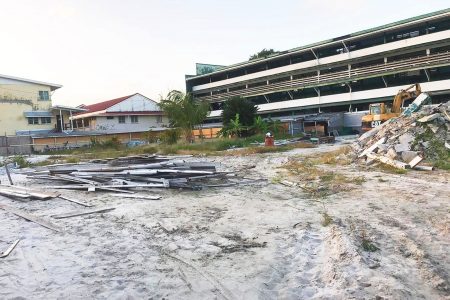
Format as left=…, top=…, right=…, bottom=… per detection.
left=118, top=116, right=126, bottom=124
left=156, top=115, right=162, bottom=123
left=130, top=115, right=139, bottom=123
left=28, top=117, right=39, bottom=125
left=106, top=116, right=114, bottom=120
left=38, top=91, right=50, bottom=101
left=41, top=117, right=51, bottom=124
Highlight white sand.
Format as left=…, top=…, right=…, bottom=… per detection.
left=0, top=145, right=449, bottom=299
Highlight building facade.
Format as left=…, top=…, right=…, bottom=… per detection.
left=186, top=9, right=450, bottom=124
left=72, top=93, right=169, bottom=133
left=0, top=74, right=64, bottom=135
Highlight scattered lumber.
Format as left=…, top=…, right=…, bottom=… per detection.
left=0, top=185, right=60, bottom=201
left=0, top=239, right=20, bottom=258
left=52, top=207, right=115, bottom=219
left=27, top=156, right=253, bottom=193
left=109, top=194, right=161, bottom=200
left=0, top=204, right=62, bottom=232
left=58, top=195, right=93, bottom=207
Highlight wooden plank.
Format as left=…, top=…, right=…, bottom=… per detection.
left=0, top=184, right=60, bottom=200
left=52, top=207, right=115, bottom=219
left=0, top=204, right=62, bottom=232
left=0, top=239, right=20, bottom=258
left=58, top=195, right=93, bottom=207
left=366, top=153, right=410, bottom=169
left=358, top=137, right=386, bottom=158
left=109, top=193, right=161, bottom=200
left=47, top=185, right=135, bottom=193
left=408, top=156, right=423, bottom=168
left=4, top=164, right=13, bottom=185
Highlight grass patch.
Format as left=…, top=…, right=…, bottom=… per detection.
left=321, top=212, right=333, bottom=227
left=281, top=157, right=364, bottom=198
left=375, top=162, right=408, bottom=174
left=362, top=239, right=379, bottom=252
left=12, top=155, right=30, bottom=168
left=311, top=146, right=353, bottom=165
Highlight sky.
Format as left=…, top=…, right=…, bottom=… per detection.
left=0, top=0, right=448, bottom=106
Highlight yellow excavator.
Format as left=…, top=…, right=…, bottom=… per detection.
left=361, top=83, right=422, bottom=132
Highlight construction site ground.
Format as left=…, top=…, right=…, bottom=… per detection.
left=1, top=143, right=449, bottom=299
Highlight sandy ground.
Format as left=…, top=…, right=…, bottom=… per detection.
left=0, top=144, right=449, bottom=299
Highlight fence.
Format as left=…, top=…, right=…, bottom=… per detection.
left=0, top=136, right=33, bottom=156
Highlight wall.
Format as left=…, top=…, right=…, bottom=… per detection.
left=0, top=79, right=56, bottom=135
left=0, top=136, right=32, bottom=156
left=88, top=115, right=169, bottom=133
left=107, top=94, right=161, bottom=112
left=32, top=131, right=164, bottom=152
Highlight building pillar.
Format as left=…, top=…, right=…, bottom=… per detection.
left=70, top=110, right=73, bottom=131
left=59, top=109, right=63, bottom=132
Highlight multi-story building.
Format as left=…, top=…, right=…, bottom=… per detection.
left=186, top=9, right=450, bottom=128
left=0, top=73, right=84, bottom=136
left=0, top=74, right=62, bottom=135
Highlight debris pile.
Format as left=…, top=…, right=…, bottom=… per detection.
left=354, top=102, right=450, bottom=170
left=26, top=154, right=260, bottom=192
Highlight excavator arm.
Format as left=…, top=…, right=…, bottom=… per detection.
left=392, top=83, right=421, bottom=113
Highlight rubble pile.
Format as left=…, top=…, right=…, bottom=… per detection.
left=354, top=102, right=450, bottom=170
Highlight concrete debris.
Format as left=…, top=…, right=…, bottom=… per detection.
left=355, top=102, right=450, bottom=170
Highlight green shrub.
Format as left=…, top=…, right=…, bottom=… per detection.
left=12, top=155, right=30, bottom=168
left=161, top=129, right=180, bottom=144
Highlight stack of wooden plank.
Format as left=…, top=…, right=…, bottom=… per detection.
left=27, top=155, right=253, bottom=192
left=0, top=184, right=60, bottom=201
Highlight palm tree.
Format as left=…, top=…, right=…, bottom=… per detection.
left=252, top=116, right=268, bottom=134
left=159, top=90, right=210, bottom=142
left=228, top=113, right=244, bottom=137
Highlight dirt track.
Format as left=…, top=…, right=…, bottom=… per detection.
left=1, top=145, right=449, bottom=299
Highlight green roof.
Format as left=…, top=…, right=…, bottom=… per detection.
left=187, top=8, right=450, bottom=81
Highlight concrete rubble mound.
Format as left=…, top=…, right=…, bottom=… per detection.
left=354, top=102, right=450, bottom=170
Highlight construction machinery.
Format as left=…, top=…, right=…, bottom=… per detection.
left=361, top=83, right=422, bottom=132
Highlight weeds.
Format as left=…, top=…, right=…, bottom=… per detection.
left=375, top=162, right=407, bottom=174
left=360, top=230, right=379, bottom=252
left=12, top=155, right=30, bottom=168
left=321, top=212, right=333, bottom=227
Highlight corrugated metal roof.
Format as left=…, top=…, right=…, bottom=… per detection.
left=186, top=8, right=450, bottom=80
left=79, top=94, right=138, bottom=114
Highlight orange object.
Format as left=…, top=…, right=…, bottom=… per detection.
left=265, top=136, right=274, bottom=146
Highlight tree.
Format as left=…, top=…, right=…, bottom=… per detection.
left=222, top=96, right=258, bottom=132
left=252, top=116, right=268, bottom=134
left=249, top=48, right=279, bottom=60
left=159, top=90, right=210, bottom=142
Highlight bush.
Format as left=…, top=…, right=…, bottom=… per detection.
left=12, top=155, right=30, bottom=168
left=161, top=129, right=180, bottom=144
left=100, top=137, right=122, bottom=149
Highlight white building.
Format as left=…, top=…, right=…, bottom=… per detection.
left=186, top=9, right=450, bottom=123
left=72, top=93, right=168, bottom=133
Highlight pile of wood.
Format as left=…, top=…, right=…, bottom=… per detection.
left=27, top=155, right=257, bottom=192
left=354, top=102, right=450, bottom=170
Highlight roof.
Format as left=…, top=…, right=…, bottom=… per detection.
left=23, top=111, right=53, bottom=118
left=186, top=8, right=450, bottom=80
left=81, top=93, right=138, bottom=113
left=51, top=105, right=87, bottom=112
left=97, top=111, right=164, bottom=116
left=0, top=73, right=62, bottom=91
